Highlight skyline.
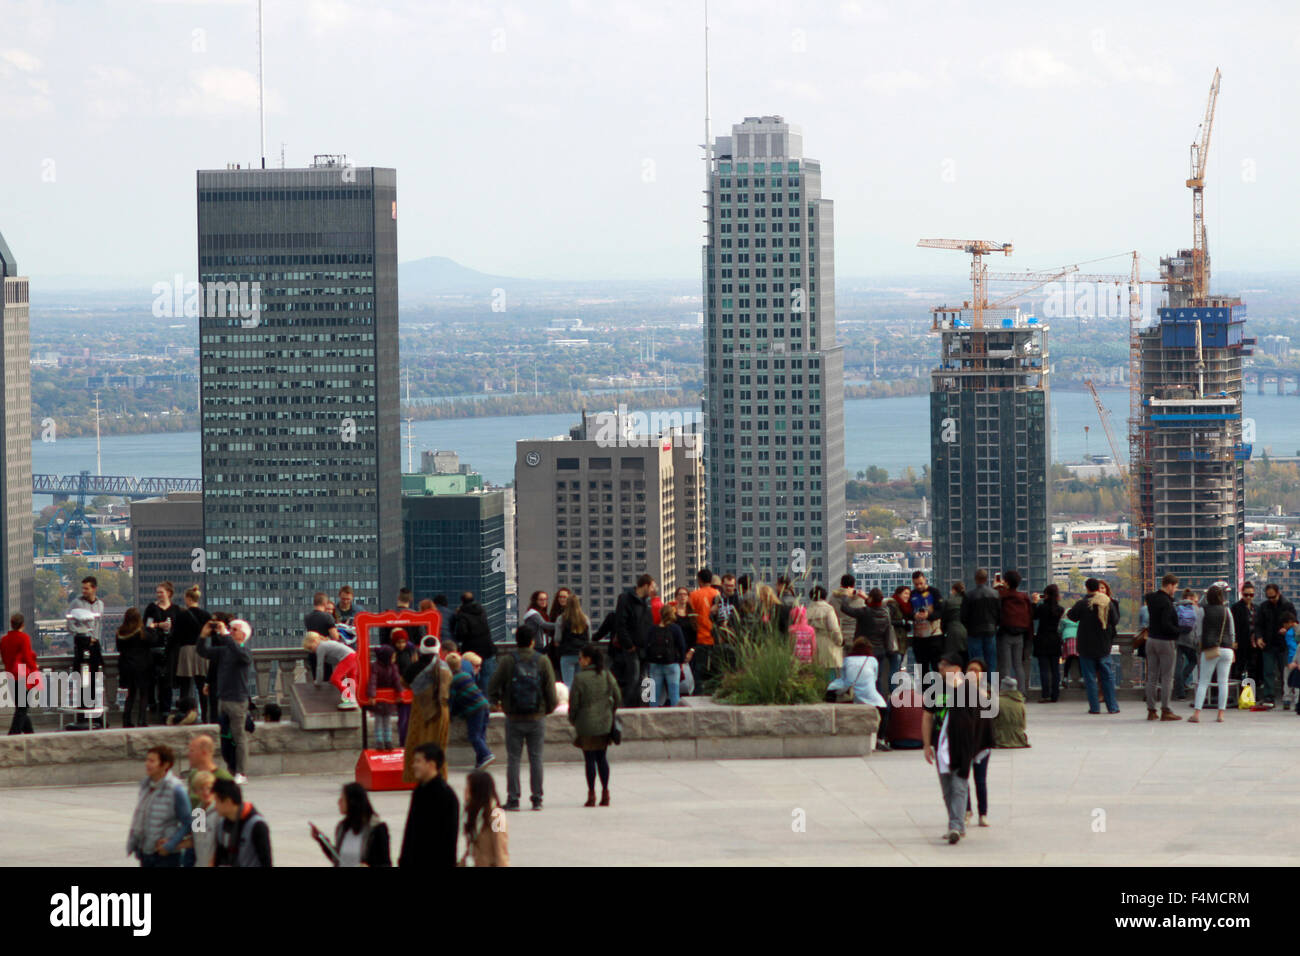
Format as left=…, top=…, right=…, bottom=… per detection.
left=1, top=0, right=1297, bottom=287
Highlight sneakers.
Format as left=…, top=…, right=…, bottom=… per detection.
left=1147, top=709, right=1159, bottom=721
left=475, top=754, right=496, bottom=770
left=233, top=773, right=248, bottom=785
left=978, top=815, right=990, bottom=827
left=502, top=801, right=521, bottom=812
left=531, top=798, right=543, bottom=811
left=1160, top=709, right=1183, bottom=721
left=337, top=700, right=359, bottom=710
left=946, top=829, right=961, bottom=845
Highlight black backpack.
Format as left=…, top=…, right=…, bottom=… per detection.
left=510, top=654, right=541, bottom=713
left=646, top=626, right=675, bottom=664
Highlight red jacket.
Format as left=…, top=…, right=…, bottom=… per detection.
left=999, top=590, right=1034, bottom=632
left=1, top=629, right=40, bottom=689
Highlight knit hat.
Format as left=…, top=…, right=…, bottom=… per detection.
left=1000, top=676, right=1018, bottom=692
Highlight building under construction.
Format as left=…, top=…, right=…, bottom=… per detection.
left=929, top=305, right=1051, bottom=592
left=1134, top=257, right=1249, bottom=592
left=1132, top=69, right=1252, bottom=593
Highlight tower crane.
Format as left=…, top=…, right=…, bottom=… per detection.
left=917, top=239, right=1013, bottom=328
left=1187, top=68, right=1221, bottom=306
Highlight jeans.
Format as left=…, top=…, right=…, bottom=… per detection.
left=139, top=853, right=181, bottom=868
left=1144, top=639, right=1177, bottom=712
left=967, top=634, right=997, bottom=670
left=1194, top=648, right=1234, bottom=711
left=998, top=632, right=1027, bottom=691
left=560, top=655, right=580, bottom=688
left=966, top=754, right=989, bottom=816
left=373, top=711, right=394, bottom=750
left=938, top=771, right=969, bottom=835
left=613, top=651, right=642, bottom=708
left=647, top=662, right=681, bottom=707
left=476, top=655, right=498, bottom=697
left=218, top=699, right=249, bottom=774
left=1080, top=655, right=1119, bottom=713
left=690, top=644, right=714, bottom=692
left=466, top=707, right=492, bottom=765
left=1174, top=645, right=1199, bottom=699
left=505, top=717, right=545, bottom=805
left=1036, top=655, right=1060, bottom=701
left=874, top=654, right=892, bottom=737
left=1258, top=646, right=1288, bottom=702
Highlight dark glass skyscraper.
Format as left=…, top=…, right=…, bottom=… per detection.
left=0, top=230, right=34, bottom=633
left=196, top=160, right=401, bottom=647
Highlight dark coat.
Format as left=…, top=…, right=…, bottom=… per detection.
left=1230, top=599, right=1257, bottom=647
left=1032, top=600, right=1064, bottom=657
left=399, top=777, right=459, bottom=867
left=1066, top=595, right=1119, bottom=660
left=1258, top=595, right=1299, bottom=650
left=612, top=588, right=653, bottom=656
left=1144, top=589, right=1180, bottom=641
left=961, top=585, right=1001, bottom=636
left=453, top=602, right=495, bottom=659
left=197, top=632, right=253, bottom=702
left=839, top=603, right=891, bottom=656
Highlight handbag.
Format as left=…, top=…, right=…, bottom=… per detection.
left=827, top=656, right=870, bottom=704
left=609, top=714, right=622, bottom=746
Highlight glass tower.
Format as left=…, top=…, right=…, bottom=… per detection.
left=0, top=230, right=34, bottom=633
left=196, top=160, right=401, bottom=647
left=702, top=116, right=846, bottom=587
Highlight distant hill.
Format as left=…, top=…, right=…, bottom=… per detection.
left=398, top=256, right=517, bottom=298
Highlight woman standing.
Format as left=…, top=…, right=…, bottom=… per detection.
left=806, top=585, right=844, bottom=682
left=755, top=585, right=790, bottom=634
left=461, top=770, right=509, bottom=866
left=885, top=586, right=912, bottom=682
left=568, top=643, right=621, bottom=807
left=402, top=637, right=452, bottom=783
left=143, top=582, right=180, bottom=716
left=172, top=587, right=211, bottom=720
left=1033, top=585, right=1065, bottom=703
left=310, top=782, right=392, bottom=867
left=963, top=659, right=995, bottom=828
left=116, top=607, right=153, bottom=728
left=1191, top=585, right=1235, bottom=723
left=940, top=583, right=968, bottom=663
left=556, top=593, right=590, bottom=688
left=522, top=590, right=556, bottom=652
left=545, top=588, right=572, bottom=673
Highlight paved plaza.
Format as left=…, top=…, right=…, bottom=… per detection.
left=3, top=700, right=1299, bottom=866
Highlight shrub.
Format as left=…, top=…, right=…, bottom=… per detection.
left=711, top=614, right=826, bottom=705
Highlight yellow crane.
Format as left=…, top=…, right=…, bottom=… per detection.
left=917, top=238, right=1013, bottom=328
left=1187, top=68, right=1221, bottom=305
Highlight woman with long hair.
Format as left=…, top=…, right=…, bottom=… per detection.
left=1192, top=585, right=1236, bottom=724
left=310, top=782, right=391, bottom=867
left=755, top=584, right=790, bottom=634
left=522, top=590, right=556, bottom=652
left=556, top=592, right=590, bottom=688
left=568, top=643, right=621, bottom=807
left=940, top=582, right=967, bottom=663
left=116, top=607, right=152, bottom=728
left=461, top=770, right=509, bottom=866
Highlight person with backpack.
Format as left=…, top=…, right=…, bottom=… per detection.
left=488, top=626, right=559, bottom=811
left=1143, top=573, right=1183, bottom=721
left=645, top=603, right=688, bottom=707
left=452, top=592, right=497, bottom=694
left=568, top=643, right=622, bottom=807
left=1173, top=589, right=1203, bottom=702
left=788, top=599, right=818, bottom=670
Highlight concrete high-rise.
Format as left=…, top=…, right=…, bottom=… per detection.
left=131, top=492, right=204, bottom=608
left=0, top=231, right=34, bottom=633
left=1134, top=248, right=1248, bottom=592
left=929, top=306, right=1051, bottom=591
left=196, top=158, right=401, bottom=647
left=702, top=116, right=845, bottom=587
left=515, top=412, right=706, bottom=623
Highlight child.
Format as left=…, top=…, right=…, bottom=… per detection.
left=446, top=651, right=494, bottom=770
left=303, top=631, right=360, bottom=710
left=1283, top=614, right=1299, bottom=711
left=368, top=645, right=401, bottom=750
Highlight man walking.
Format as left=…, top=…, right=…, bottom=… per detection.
left=922, top=655, right=992, bottom=845
left=961, top=569, right=1001, bottom=672
left=126, top=745, right=192, bottom=867
left=1257, top=584, right=1298, bottom=706
left=1143, top=573, right=1183, bottom=720
left=198, top=617, right=254, bottom=783
left=2, top=614, right=39, bottom=735
left=212, top=778, right=272, bottom=866
left=399, top=742, right=460, bottom=866
left=611, top=574, right=655, bottom=708
left=488, top=626, right=558, bottom=811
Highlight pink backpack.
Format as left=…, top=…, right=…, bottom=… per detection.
left=790, top=605, right=816, bottom=663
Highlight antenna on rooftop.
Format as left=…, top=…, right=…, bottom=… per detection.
left=702, top=0, right=712, bottom=238
left=257, top=0, right=266, bottom=169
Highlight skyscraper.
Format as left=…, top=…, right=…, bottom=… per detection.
left=702, top=116, right=845, bottom=586
left=929, top=306, right=1051, bottom=591
left=0, top=231, right=34, bottom=633
left=131, top=492, right=204, bottom=608
left=196, top=158, right=401, bottom=647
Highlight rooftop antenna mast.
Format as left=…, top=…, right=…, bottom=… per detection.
left=702, top=0, right=712, bottom=232
left=404, top=369, right=414, bottom=473
left=257, top=0, right=266, bottom=169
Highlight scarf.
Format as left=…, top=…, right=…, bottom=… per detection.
left=1090, top=591, right=1111, bottom=625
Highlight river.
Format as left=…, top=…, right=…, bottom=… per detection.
left=31, top=389, right=1300, bottom=487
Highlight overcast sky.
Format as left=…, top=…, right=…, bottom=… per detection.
left=2, top=0, right=1298, bottom=287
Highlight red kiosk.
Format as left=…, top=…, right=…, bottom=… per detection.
left=352, top=609, right=441, bottom=791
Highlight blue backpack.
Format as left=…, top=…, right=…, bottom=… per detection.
left=1176, top=603, right=1197, bottom=635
